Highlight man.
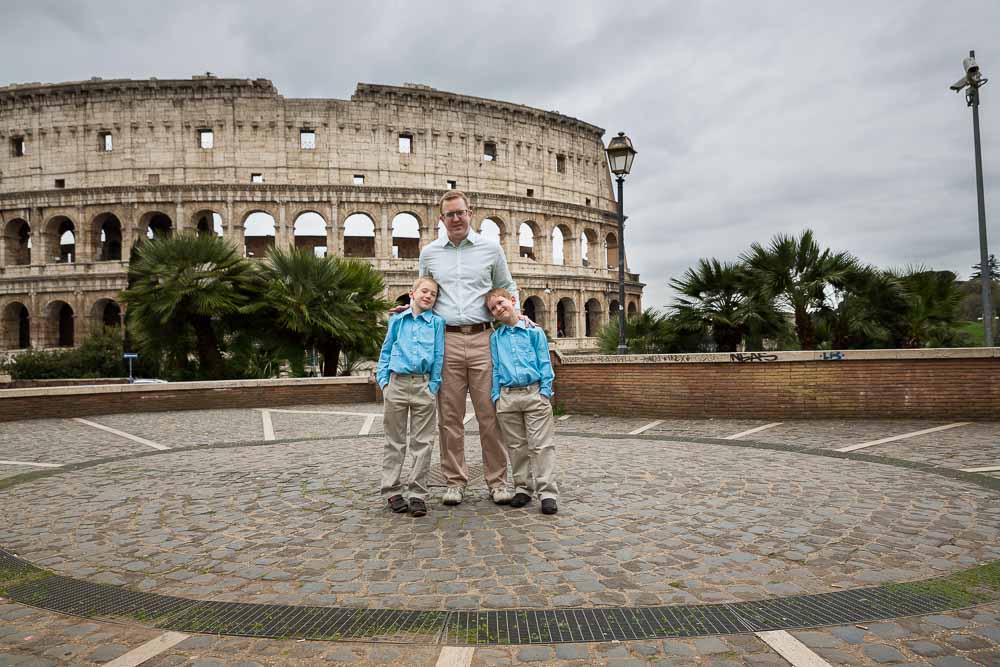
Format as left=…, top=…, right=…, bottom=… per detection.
left=418, top=190, right=516, bottom=506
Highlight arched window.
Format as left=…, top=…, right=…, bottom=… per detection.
left=519, top=223, right=536, bottom=261
left=294, top=212, right=327, bottom=257
left=244, top=212, right=276, bottom=258
left=556, top=298, right=577, bottom=337
left=343, top=213, right=376, bottom=257
left=3, top=219, right=31, bottom=265
left=551, top=227, right=565, bottom=266
left=479, top=218, right=502, bottom=244
left=606, top=232, right=618, bottom=269
left=142, top=212, right=173, bottom=241
left=585, top=299, right=603, bottom=337
left=391, top=213, right=420, bottom=259
left=93, top=213, right=123, bottom=261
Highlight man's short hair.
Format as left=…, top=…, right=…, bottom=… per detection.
left=439, top=190, right=471, bottom=212
left=484, top=287, right=512, bottom=307
left=411, top=275, right=438, bottom=291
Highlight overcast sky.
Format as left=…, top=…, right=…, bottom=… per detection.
left=3, top=1, right=999, bottom=310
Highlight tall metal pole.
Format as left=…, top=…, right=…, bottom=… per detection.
left=968, top=50, right=994, bottom=346
left=616, top=176, right=627, bottom=354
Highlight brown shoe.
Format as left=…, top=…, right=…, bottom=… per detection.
left=409, top=497, right=427, bottom=517
left=387, top=494, right=407, bottom=513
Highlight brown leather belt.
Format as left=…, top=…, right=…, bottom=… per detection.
left=445, top=322, right=491, bottom=334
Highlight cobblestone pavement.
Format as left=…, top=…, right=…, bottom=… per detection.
left=1, top=405, right=999, bottom=664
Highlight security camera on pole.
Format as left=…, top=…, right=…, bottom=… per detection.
left=951, top=50, right=994, bottom=346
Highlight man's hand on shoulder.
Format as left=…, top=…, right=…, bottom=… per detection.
left=388, top=304, right=407, bottom=315
left=518, top=314, right=537, bottom=328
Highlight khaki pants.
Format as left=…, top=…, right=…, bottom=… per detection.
left=495, top=384, right=558, bottom=501
left=438, top=328, right=509, bottom=489
left=381, top=373, right=436, bottom=500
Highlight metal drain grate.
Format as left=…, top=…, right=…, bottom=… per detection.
left=3, top=549, right=995, bottom=644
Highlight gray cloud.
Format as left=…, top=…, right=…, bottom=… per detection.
left=2, top=1, right=998, bottom=310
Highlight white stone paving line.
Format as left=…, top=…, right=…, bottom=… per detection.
left=435, top=646, right=475, bottom=667
left=261, top=408, right=381, bottom=417
left=261, top=409, right=275, bottom=441
left=725, top=422, right=783, bottom=440
left=962, top=464, right=1000, bottom=473
left=835, top=422, right=972, bottom=453
left=359, top=414, right=378, bottom=436
left=558, top=414, right=571, bottom=421
left=0, top=460, right=63, bottom=468
left=72, top=418, right=170, bottom=451
left=463, top=411, right=476, bottom=425
left=756, top=630, right=832, bottom=667
left=102, top=631, right=190, bottom=667
left=628, top=419, right=664, bottom=435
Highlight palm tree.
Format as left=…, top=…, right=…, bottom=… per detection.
left=889, top=268, right=962, bottom=348
left=121, top=233, right=257, bottom=378
left=816, top=267, right=900, bottom=349
left=256, top=247, right=391, bottom=376
left=670, top=258, right=785, bottom=352
left=741, top=229, right=861, bottom=350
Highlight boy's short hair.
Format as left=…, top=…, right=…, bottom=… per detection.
left=484, top=287, right=512, bottom=308
left=439, top=190, right=471, bottom=212
left=411, top=275, right=438, bottom=291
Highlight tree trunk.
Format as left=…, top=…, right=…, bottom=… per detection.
left=319, top=339, right=341, bottom=377
left=794, top=305, right=816, bottom=350
left=191, top=314, right=224, bottom=377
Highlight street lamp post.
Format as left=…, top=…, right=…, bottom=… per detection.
left=951, top=50, right=994, bottom=346
left=605, top=132, right=637, bottom=355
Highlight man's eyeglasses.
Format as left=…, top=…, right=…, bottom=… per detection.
left=442, top=209, right=470, bottom=220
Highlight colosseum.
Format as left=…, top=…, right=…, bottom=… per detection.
left=0, top=75, right=643, bottom=355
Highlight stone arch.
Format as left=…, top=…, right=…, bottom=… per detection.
left=191, top=209, right=224, bottom=238
left=44, top=215, right=76, bottom=264
left=606, top=232, right=619, bottom=269
left=395, top=293, right=411, bottom=306
left=477, top=217, right=505, bottom=246
left=556, top=297, right=577, bottom=338
left=43, top=300, right=75, bottom=347
left=90, top=298, right=123, bottom=331
left=609, top=299, right=620, bottom=321
left=140, top=211, right=173, bottom=241
left=293, top=211, right=328, bottom=257
left=243, top=210, right=277, bottom=258
left=522, top=295, right=546, bottom=331
left=2, top=218, right=31, bottom=266
left=391, top=212, right=421, bottom=259
left=628, top=301, right=638, bottom=317
left=551, top=223, right=572, bottom=266
left=1, top=301, right=31, bottom=349
left=585, top=298, right=603, bottom=337
left=343, top=212, right=376, bottom=258
left=581, top=228, right=599, bottom=268
left=91, top=212, right=123, bottom=261
left=518, top=221, right=540, bottom=261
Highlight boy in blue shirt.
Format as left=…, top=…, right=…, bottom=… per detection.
left=376, top=276, right=445, bottom=517
left=486, top=287, right=559, bottom=515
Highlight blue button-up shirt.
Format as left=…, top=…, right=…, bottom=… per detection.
left=490, top=320, right=554, bottom=403
left=418, top=230, right=518, bottom=325
left=376, top=308, right=445, bottom=394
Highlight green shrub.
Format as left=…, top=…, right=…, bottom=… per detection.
left=7, top=327, right=125, bottom=380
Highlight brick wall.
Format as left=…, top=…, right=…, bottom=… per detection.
left=0, top=377, right=375, bottom=422
left=552, top=350, right=1000, bottom=420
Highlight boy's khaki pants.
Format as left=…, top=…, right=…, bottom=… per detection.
left=381, top=373, right=436, bottom=500
left=495, top=384, right=559, bottom=500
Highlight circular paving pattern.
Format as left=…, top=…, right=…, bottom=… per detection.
left=2, top=429, right=999, bottom=613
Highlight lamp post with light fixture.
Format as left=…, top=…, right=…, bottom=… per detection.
left=605, top=132, right=637, bottom=354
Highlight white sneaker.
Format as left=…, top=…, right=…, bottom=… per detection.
left=489, top=486, right=514, bottom=505
left=442, top=486, right=465, bottom=505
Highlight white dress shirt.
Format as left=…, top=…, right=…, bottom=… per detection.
left=418, top=230, right=518, bottom=325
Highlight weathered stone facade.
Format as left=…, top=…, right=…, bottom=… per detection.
left=0, top=75, right=643, bottom=352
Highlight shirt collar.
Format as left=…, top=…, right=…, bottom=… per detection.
left=403, top=307, right=436, bottom=322
left=497, top=318, right=527, bottom=333
left=443, top=229, right=480, bottom=248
